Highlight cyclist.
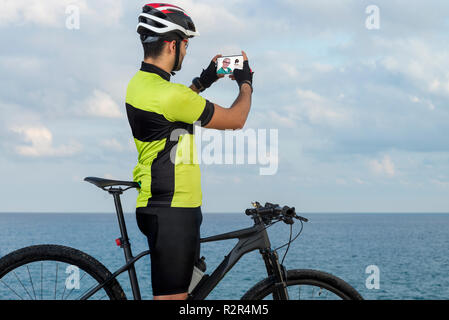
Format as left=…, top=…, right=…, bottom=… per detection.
left=125, top=3, right=253, bottom=300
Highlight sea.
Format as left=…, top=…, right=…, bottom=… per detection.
left=0, top=212, right=448, bottom=300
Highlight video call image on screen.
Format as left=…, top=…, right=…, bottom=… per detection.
left=217, top=55, right=244, bottom=75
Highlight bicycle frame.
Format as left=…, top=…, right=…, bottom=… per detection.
left=80, top=189, right=289, bottom=300
left=189, top=216, right=290, bottom=300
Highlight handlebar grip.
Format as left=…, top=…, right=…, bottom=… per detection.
left=257, top=207, right=275, bottom=215
left=245, top=207, right=275, bottom=216
left=245, top=208, right=256, bottom=216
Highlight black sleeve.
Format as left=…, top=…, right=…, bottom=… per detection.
left=197, top=100, right=215, bottom=127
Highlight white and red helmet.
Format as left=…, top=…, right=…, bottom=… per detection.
left=137, top=3, right=200, bottom=41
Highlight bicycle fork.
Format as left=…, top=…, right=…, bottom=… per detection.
left=260, top=249, right=290, bottom=300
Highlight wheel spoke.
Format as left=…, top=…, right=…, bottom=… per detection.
left=76, top=275, right=103, bottom=300
left=1, top=279, right=24, bottom=300
left=61, top=277, right=67, bottom=300
left=40, top=262, right=43, bottom=300
left=54, top=263, right=59, bottom=300
left=27, top=265, right=37, bottom=300
left=13, top=270, right=33, bottom=300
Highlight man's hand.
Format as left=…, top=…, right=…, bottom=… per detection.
left=192, top=54, right=225, bottom=93
left=204, top=51, right=253, bottom=130
left=231, top=51, right=253, bottom=92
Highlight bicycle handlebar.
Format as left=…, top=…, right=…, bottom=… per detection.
left=245, top=202, right=308, bottom=225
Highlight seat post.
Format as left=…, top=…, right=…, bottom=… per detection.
left=110, top=189, right=130, bottom=244
left=109, top=188, right=142, bottom=300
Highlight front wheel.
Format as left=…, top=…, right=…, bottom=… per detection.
left=0, top=245, right=126, bottom=300
left=241, top=269, right=363, bottom=300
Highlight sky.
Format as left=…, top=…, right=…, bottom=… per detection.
left=0, top=0, right=448, bottom=214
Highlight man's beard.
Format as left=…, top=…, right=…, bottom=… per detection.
left=172, top=55, right=184, bottom=72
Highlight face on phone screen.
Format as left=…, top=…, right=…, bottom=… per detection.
left=217, top=55, right=244, bottom=75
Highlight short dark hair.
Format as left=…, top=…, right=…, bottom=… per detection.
left=142, top=37, right=167, bottom=59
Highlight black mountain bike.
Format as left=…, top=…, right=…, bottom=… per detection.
left=0, top=177, right=363, bottom=300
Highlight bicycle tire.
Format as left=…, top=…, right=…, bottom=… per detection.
left=241, top=269, right=363, bottom=300
left=0, top=244, right=126, bottom=300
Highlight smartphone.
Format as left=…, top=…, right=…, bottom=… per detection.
left=217, top=55, right=244, bottom=75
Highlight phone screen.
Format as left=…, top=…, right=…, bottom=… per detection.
left=217, top=55, right=244, bottom=75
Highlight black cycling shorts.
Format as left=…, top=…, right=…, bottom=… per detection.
left=136, top=206, right=202, bottom=296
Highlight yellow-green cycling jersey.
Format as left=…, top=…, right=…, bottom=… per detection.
left=126, top=62, right=214, bottom=208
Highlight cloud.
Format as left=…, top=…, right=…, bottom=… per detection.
left=369, top=155, right=396, bottom=177
left=103, top=173, right=120, bottom=180
left=2, top=0, right=449, bottom=213
left=99, top=138, right=135, bottom=152
left=0, top=55, right=44, bottom=73
left=0, top=0, right=85, bottom=27
left=267, top=111, right=296, bottom=128
left=376, top=38, right=449, bottom=97
left=100, top=138, right=124, bottom=151
left=83, top=90, right=123, bottom=119
left=295, top=89, right=352, bottom=127
left=430, top=179, right=449, bottom=188
left=175, top=0, right=251, bottom=35
left=0, top=0, right=123, bottom=28
left=409, top=95, right=436, bottom=111
left=10, top=125, right=82, bottom=157
left=354, top=178, right=366, bottom=185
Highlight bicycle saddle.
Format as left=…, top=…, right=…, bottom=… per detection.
left=84, top=177, right=140, bottom=190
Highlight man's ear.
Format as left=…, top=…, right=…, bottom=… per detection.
left=167, top=40, right=176, bottom=54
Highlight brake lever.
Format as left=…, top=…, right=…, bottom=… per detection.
left=295, top=214, right=309, bottom=223
left=282, top=216, right=294, bottom=225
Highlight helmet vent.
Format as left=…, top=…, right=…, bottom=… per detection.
left=186, top=21, right=195, bottom=31
left=140, top=17, right=167, bottom=29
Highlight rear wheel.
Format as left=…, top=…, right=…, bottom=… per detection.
left=0, top=245, right=126, bottom=300
left=241, top=269, right=363, bottom=300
